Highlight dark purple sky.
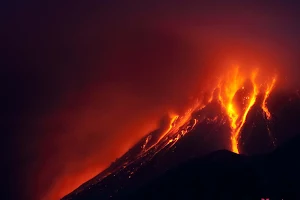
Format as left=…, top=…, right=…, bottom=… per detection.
left=2, top=1, right=300, bottom=199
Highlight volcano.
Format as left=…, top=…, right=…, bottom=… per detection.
left=62, top=67, right=300, bottom=200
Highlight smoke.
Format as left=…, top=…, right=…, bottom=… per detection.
left=3, top=1, right=300, bottom=200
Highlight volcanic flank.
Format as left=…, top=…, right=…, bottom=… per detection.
left=59, top=65, right=300, bottom=200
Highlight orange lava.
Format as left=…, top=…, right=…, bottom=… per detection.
left=214, top=67, right=259, bottom=153
left=149, top=66, right=277, bottom=154
left=262, top=76, right=277, bottom=120
left=213, top=66, right=276, bottom=153
left=157, top=114, right=179, bottom=143
left=139, top=66, right=277, bottom=155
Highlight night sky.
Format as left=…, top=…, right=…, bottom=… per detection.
left=2, top=1, right=300, bottom=200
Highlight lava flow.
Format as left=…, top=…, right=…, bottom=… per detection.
left=63, top=66, right=278, bottom=200
left=214, top=67, right=277, bottom=153
left=139, top=66, right=277, bottom=155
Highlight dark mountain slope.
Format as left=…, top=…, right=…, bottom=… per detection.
left=124, top=135, right=300, bottom=200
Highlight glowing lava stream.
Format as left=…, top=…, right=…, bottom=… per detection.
left=261, top=76, right=277, bottom=146
left=262, top=76, right=277, bottom=120
left=215, top=68, right=259, bottom=153
left=140, top=66, right=277, bottom=156
left=214, top=67, right=277, bottom=153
